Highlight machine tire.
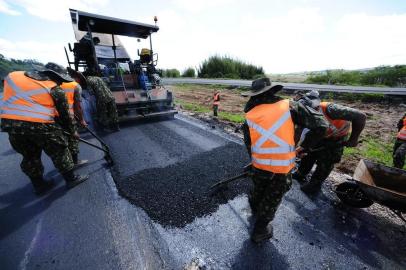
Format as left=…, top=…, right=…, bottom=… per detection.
left=335, top=182, right=374, bottom=208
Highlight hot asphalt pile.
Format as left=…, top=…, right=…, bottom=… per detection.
left=115, top=143, right=251, bottom=227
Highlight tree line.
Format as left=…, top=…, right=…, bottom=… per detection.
left=160, top=56, right=265, bottom=79
left=306, top=65, right=406, bottom=87
left=0, top=54, right=44, bottom=91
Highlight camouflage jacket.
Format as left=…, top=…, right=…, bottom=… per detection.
left=323, top=103, right=364, bottom=122
left=86, top=76, right=115, bottom=102
left=322, top=103, right=365, bottom=143
left=242, top=95, right=328, bottom=155
left=1, top=86, right=75, bottom=134
left=72, top=83, right=84, bottom=122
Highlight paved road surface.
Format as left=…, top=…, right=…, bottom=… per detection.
left=1, top=115, right=405, bottom=269
left=163, top=78, right=406, bottom=95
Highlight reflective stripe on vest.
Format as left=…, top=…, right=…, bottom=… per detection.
left=0, top=71, right=57, bottom=123
left=61, top=82, right=77, bottom=116
left=320, top=102, right=350, bottom=138
left=246, top=100, right=295, bottom=174
left=397, top=118, right=406, bottom=140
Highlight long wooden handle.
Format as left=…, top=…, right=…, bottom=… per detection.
left=210, top=171, right=249, bottom=189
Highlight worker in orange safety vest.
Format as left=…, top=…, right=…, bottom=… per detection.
left=0, top=67, right=89, bottom=195
left=213, top=90, right=220, bottom=117
left=293, top=90, right=366, bottom=194
left=241, top=78, right=328, bottom=243
left=45, top=62, right=88, bottom=167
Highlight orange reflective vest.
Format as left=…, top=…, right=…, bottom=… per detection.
left=320, top=102, right=350, bottom=139
left=61, top=81, right=77, bottom=116
left=397, top=117, right=406, bottom=140
left=213, top=93, right=220, bottom=106
left=0, top=71, right=57, bottom=123
left=246, top=99, right=296, bottom=174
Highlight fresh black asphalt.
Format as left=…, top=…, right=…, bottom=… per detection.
left=1, top=114, right=405, bottom=269
left=120, top=143, right=251, bottom=227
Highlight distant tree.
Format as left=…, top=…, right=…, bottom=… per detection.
left=162, top=68, right=180, bottom=78
left=181, top=67, right=195, bottom=77
left=198, top=55, right=264, bottom=79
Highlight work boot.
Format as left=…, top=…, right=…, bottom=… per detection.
left=251, top=220, right=273, bottom=244
left=63, top=170, right=89, bottom=189
left=111, top=123, right=120, bottom=132
left=72, top=154, right=89, bottom=169
left=300, top=179, right=322, bottom=194
left=30, top=177, right=55, bottom=196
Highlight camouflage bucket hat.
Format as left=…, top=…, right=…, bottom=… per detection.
left=302, top=90, right=321, bottom=109
left=241, top=77, right=283, bottom=97
left=32, top=64, right=73, bottom=83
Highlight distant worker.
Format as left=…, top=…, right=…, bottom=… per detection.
left=85, top=74, right=120, bottom=131
left=0, top=67, right=89, bottom=195
left=293, top=91, right=366, bottom=193
left=393, top=113, right=406, bottom=169
left=213, top=90, right=220, bottom=117
left=45, top=63, right=88, bottom=167
left=241, top=78, right=328, bottom=243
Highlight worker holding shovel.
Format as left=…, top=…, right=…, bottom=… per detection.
left=241, top=78, right=328, bottom=243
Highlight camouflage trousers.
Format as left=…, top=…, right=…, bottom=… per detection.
left=96, top=99, right=119, bottom=128
left=297, top=140, right=344, bottom=184
left=8, top=132, right=74, bottom=179
left=67, top=122, right=79, bottom=158
left=249, top=169, right=292, bottom=223
left=213, top=105, right=218, bottom=117
left=393, top=139, right=406, bottom=169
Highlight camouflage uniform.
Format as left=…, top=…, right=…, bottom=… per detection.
left=68, top=84, right=83, bottom=161
left=242, top=95, right=328, bottom=225
left=1, top=79, right=75, bottom=180
left=393, top=113, right=406, bottom=169
left=295, top=103, right=365, bottom=188
left=86, top=76, right=119, bottom=129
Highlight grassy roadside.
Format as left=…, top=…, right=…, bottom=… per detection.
left=343, top=137, right=395, bottom=166
left=172, top=83, right=401, bottom=172
left=174, top=99, right=245, bottom=123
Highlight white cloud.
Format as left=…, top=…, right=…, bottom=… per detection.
left=330, top=13, right=406, bottom=69
left=2, top=0, right=109, bottom=22
left=0, top=38, right=67, bottom=65
left=173, top=0, right=233, bottom=12
left=0, top=0, right=20, bottom=15
left=2, top=1, right=406, bottom=74
left=164, top=7, right=327, bottom=73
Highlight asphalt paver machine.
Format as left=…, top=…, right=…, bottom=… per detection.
left=65, top=9, right=176, bottom=121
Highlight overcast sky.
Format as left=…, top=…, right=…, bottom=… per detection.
left=1, top=0, right=406, bottom=74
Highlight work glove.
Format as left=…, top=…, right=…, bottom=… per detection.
left=295, top=146, right=308, bottom=158
left=80, top=120, right=88, bottom=128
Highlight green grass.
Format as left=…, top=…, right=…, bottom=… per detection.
left=174, top=99, right=245, bottom=123
left=343, top=137, right=394, bottom=166
left=218, top=111, right=245, bottom=123
left=174, top=100, right=211, bottom=113
left=173, top=83, right=240, bottom=91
